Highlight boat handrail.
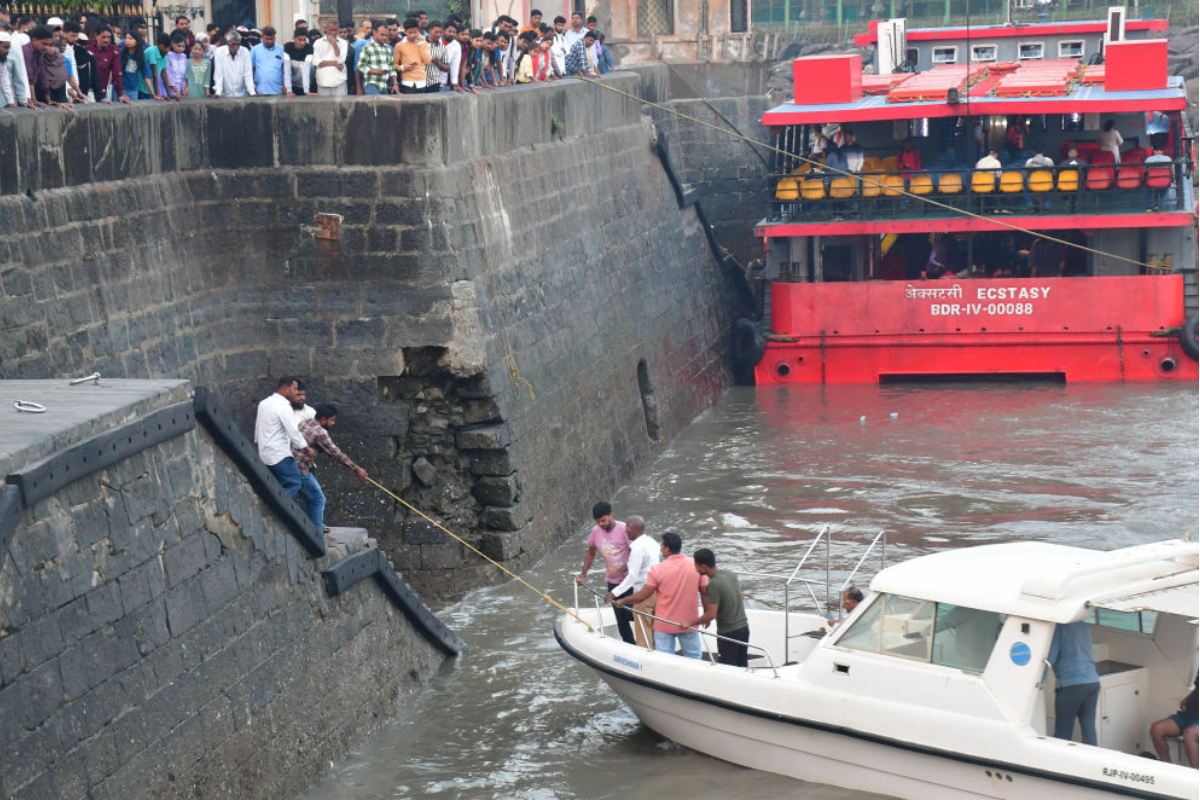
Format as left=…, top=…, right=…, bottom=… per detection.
left=840, top=530, right=887, bottom=594
left=574, top=582, right=781, bottom=679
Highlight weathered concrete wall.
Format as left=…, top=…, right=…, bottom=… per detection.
left=0, top=74, right=741, bottom=601
left=0, top=383, right=443, bottom=800
left=651, top=94, right=773, bottom=266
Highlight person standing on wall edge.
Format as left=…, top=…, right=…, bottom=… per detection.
left=255, top=375, right=313, bottom=499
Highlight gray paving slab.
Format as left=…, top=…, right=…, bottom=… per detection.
left=0, top=379, right=192, bottom=478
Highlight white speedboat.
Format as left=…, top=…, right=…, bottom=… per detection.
left=555, top=537, right=1199, bottom=799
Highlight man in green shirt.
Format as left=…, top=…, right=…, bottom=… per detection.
left=686, top=548, right=750, bottom=667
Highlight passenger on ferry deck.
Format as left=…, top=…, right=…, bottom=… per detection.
left=1046, top=621, right=1101, bottom=746
left=896, top=139, right=921, bottom=181
left=605, top=515, right=659, bottom=649
left=1059, top=146, right=1085, bottom=213
left=1149, top=678, right=1198, bottom=768
left=1005, top=117, right=1029, bottom=161
left=615, top=532, right=707, bottom=659
left=828, top=586, right=863, bottom=627
left=685, top=549, right=750, bottom=667
left=1098, top=119, right=1124, bottom=161
left=840, top=128, right=864, bottom=173
left=576, top=501, right=635, bottom=645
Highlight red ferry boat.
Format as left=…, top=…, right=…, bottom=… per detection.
left=751, top=13, right=1198, bottom=384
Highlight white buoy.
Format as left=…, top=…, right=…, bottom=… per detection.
left=860, top=416, right=866, bottom=423
left=890, top=412, right=899, bottom=418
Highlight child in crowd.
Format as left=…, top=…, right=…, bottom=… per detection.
left=513, top=30, right=536, bottom=83
left=531, top=36, right=554, bottom=81
left=161, top=31, right=189, bottom=99
left=145, top=31, right=171, bottom=99
left=121, top=31, right=149, bottom=99
left=597, top=32, right=614, bottom=73
left=185, top=39, right=211, bottom=97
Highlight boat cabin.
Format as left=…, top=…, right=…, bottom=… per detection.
left=812, top=539, right=1198, bottom=760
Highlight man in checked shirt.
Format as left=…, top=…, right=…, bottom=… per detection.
left=292, top=403, right=369, bottom=539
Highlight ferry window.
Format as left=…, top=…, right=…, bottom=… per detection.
left=932, top=46, right=958, bottom=65
left=906, top=47, right=920, bottom=68
left=1018, top=42, right=1044, bottom=60
left=838, top=593, right=934, bottom=662
left=1058, top=40, right=1084, bottom=59
left=932, top=605, right=1005, bottom=673
left=971, top=44, right=997, bottom=63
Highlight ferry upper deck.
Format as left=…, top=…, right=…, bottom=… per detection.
left=756, top=17, right=1194, bottom=242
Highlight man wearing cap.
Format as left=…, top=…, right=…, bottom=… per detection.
left=0, top=31, right=31, bottom=107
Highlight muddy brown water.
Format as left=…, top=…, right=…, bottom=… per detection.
left=302, top=382, right=1198, bottom=800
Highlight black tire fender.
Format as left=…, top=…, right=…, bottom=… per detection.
left=732, top=318, right=767, bottom=369
left=1181, top=314, right=1199, bottom=361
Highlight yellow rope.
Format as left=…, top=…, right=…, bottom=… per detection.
left=577, top=75, right=1169, bottom=272
left=365, top=477, right=593, bottom=631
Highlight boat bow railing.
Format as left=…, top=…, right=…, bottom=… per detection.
left=573, top=582, right=781, bottom=678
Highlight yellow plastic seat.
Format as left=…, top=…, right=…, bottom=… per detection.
left=971, top=172, right=997, bottom=194
left=878, top=156, right=898, bottom=172
left=999, top=171, right=1025, bottom=194
left=938, top=173, right=963, bottom=194
left=1057, top=169, right=1080, bottom=192
left=792, top=163, right=812, bottom=175
left=881, top=174, right=906, bottom=197
left=909, top=174, right=934, bottom=196
left=861, top=177, right=882, bottom=198
left=775, top=177, right=800, bottom=202
left=829, top=177, right=856, bottom=199
left=801, top=179, right=826, bottom=201
left=1028, top=170, right=1054, bottom=193
left=861, top=156, right=881, bottom=173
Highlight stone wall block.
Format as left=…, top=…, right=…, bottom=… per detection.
left=466, top=450, right=513, bottom=477
left=454, top=424, right=511, bottom=450
left=471, top=474, right=520, bottom=507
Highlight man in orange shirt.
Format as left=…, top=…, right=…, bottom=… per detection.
left=519, top=10, right=542, bottom=34
left=616, top=532, right=707, bottom=658
left=393, top=17, right=430, bottom=92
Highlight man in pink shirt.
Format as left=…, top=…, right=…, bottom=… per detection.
left=617, top=532, right=707, bottom=659
left=575, top=501, right=635, bottom=644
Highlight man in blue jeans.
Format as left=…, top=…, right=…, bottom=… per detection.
left=1047, top=620, right=1101, bottom=745
left=254, top=375, right=313, bottom=499
left=293, top=403, right=369, bottom=537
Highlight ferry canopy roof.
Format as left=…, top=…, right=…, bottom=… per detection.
left=852, top=18, right=1167, bottom=46
left=763, top=75, right=1187, bottom=126
left=870, top=539, right=1199, bottom=623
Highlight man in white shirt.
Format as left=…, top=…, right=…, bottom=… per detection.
left=605, top=516, right=660, bottom=649
left=312, top=19, right=348, bottom=95
left=563, top=11, right=585, bottom=50
left=974, top=149, right=1002, bottom=214
left=255, top=375, right=313, bottom=498
left=213, top=30, right=256, bottom=97
left=441, top=21, right=462, bottom=91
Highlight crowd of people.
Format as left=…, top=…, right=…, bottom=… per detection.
left=0, top=8, right=616, bottom=108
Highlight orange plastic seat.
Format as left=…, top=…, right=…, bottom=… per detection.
left=800, top=179, right=826, bottom=201
left=881, top=174, right=906, bottom=197
left=909, top=174, right=934, bottom=196
left=999, top=171, right=1024, bottom=194
left=1056, top=169, right=1079, bottom=192
left=829, top=177, right=857, bottom=199
left=1028, top=170, right=1054, bottom=193
left=937, top=173, right=963, bottom=194
left=971, top=171, right=996, bottom=194
left=775, top=177, right=800, bottom=201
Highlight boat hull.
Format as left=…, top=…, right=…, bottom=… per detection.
left=555, top=612, right=1196, bottom=800
left=756, top=275, right=1197, bottom=384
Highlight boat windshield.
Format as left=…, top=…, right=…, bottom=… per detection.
left=837, top=593, right=1005, bottom=673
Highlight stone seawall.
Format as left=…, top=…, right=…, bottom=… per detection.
left=0, top=73, right=740, bottom=600
left=0, top=380, right=445, bottom=799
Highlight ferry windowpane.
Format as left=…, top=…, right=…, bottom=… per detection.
left=971, top=45, right=997, bottom=62
left=1091, top=608, right=1156, bottom=634
left=1018, top=42, right=1044, bottom=60
left=932, top=46, right=957, bottom=64
left=932, top=605, right=1005, bottom=673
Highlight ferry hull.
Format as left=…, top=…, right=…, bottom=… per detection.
left=756, top=276, right=1197, bottom=384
